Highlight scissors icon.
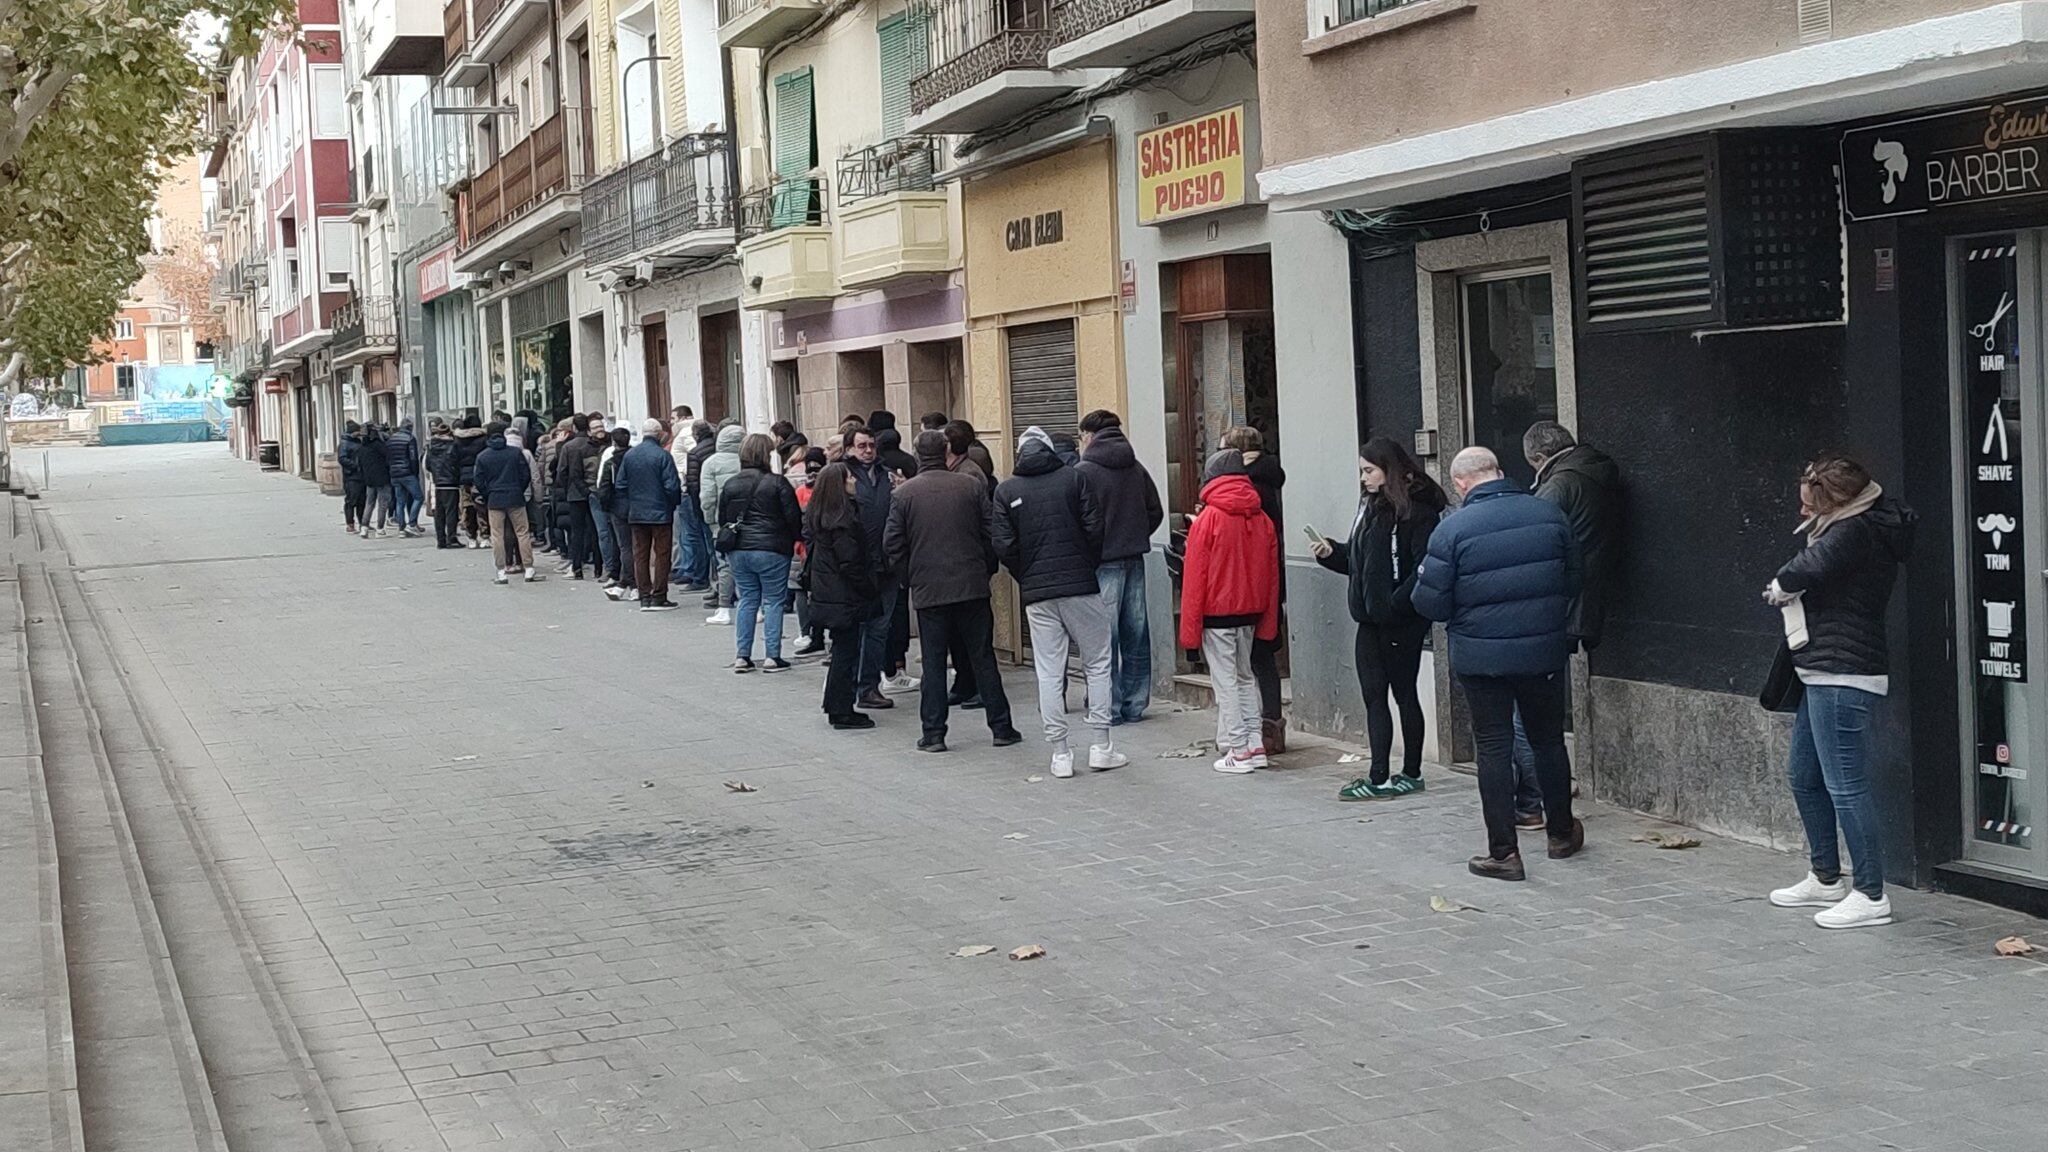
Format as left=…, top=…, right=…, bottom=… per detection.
left=1973, top=291, right=2016, bottom=353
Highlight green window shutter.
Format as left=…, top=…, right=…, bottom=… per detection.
left=770, top=67, right=816, bottom=229
left=878, top=12, right=928, bottom=139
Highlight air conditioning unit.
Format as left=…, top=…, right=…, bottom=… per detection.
left=1571, top=131, right=1842, bottom=333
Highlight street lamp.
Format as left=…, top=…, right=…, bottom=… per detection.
left=622, top=53, right=672, bottom=274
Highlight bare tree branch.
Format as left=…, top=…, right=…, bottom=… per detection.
left=0, top=65, right=79, bottom=170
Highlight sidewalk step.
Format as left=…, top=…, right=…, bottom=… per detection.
left=21, top=564, right=221, bottom=1152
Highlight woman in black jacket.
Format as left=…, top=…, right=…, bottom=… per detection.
left=1312, top=437, right=1447, bottom=801
left=719, top=433, right=806, bottom=673
left=805, top=463, right=884, bottom=728
left=1762, top=454, right=1914, bottom=930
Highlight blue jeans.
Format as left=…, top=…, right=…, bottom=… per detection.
left=1097, top=557, right=1151, bottom=722
left=591, top=503, right=618, bottom=579
left=731, top=550, right=791, bottom=661
left=673, top=498, right=708, bottom=586
left=857, top=575, right=900, bottom=692
left=1788, top=685, right=1886, bottom=899
left=1509, top=705, right=1547, bottom=817
left=391, top=475, right=423, bottom=528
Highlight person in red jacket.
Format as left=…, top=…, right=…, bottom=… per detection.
left=1178, top=450, right=1282, bottom=774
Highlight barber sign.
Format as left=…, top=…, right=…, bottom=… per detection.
left=1137, top=106, right=1249, bottom=226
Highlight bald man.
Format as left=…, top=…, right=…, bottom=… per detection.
left=1411, top=446, right=1584, bottom=881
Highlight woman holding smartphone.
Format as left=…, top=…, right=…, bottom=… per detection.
left=1310, top=437, right=1447, bottom=800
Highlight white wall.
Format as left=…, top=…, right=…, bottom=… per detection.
left=604, top=263, right=747, bottom=430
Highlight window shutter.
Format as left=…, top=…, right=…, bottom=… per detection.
left=1007, top=320, right=1079, bottom=439
left=771, top=68, right=816, bottom=229
left=878, top=12, right=929, bottom=139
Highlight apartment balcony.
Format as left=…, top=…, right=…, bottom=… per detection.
left=909, top=0, right=1110, bottom=135
left=442, top=0, right=487, bottom=87
left=469, top=0, right=550, bottom=69
left=834, top=137, right=955, bottom=291
left=736, top=179, right=837, bottom=309
left=1047, top=0, right=1252, bottom=69
left=717, top=0, right=826, bottom=49
left=583, top=134, right=735, bottom=272
left=332, top=295, right=400, bottom=367
left=365, top=0, right=447, bottom=76
left=457, top=109, right=588, bottom=273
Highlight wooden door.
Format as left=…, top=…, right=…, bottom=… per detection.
left=641, top=316, right=670, bottom=419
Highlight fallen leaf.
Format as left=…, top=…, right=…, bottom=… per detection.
left=1429, top=895, right=1482, bottom=914
left=954, top=945, right=997, bottom=958
left=1995, top=935, right=2038, bottom=957
left=1338, top=752, right=1365, bottom=764
left=1159, top=743, right=1212, bottom=759
left=641, top=781, right=655, bottom=789
left=1003, top=832, right=1027, bottom=840
left=1009, top=944, right=1047, bottom=961
left=724, top=780, right=758, bottom=793
left=451, top=755, right=478, bottom=763
left=1025, top=775, right=1045, bottom=783
left=1630, top=832, right=1702, bottom=850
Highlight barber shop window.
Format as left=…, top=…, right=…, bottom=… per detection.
left=1461, top=269, right=1558, bottom=490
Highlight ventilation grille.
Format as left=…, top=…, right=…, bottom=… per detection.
left=1578, top=151, right=1715, bottom=326
left=1796, top=0, right=1832, bottom=43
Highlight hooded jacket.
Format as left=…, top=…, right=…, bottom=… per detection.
left=613, top=437, right=683, bottom=525
left=356, top=431, right=392, bottom=488
left=555, top=431, right=600, bottom=502
left=884, top=461, right=999, bottom=610
left=453, top=425, right=488, bottom=484
left=1411, top=478, right=1581, bottom=677
left=1773, top=495, right=1915, bottom=678
left=1077, top=427, right=1165, bottom=562
left=1177, top=473, right=1281, bottom=649
left=716, top=466, right=804, bottom=555
left=993, top=434, right=1104, bottom=605
left=698, top=424, right=747, bottom=521
left=471, top=434, right=532, bottom=509
left=337, top=431, right=361, bottom=482
left=1318, top=479, right=1448, bottom=627
left=875, top=427, right=918, bottom=479
left=1533, top=444, right=1624, bottom=647
left=424, top=430, right=459, bottom=487
left=386, top=426, right=420, bottom=480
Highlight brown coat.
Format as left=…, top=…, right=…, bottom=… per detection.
left=883, top=467, right=998, bottom=609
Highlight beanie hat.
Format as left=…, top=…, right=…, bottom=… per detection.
left=1202, top=449, right=1248, bottom=484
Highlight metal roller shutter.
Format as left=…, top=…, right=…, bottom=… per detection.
left=1006, top=319, right=1078, bottom=439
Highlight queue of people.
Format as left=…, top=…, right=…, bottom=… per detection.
left=345, top=404, right=1911, bottom=925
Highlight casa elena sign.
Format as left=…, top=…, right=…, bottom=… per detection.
left=1137, top=105, right=1248, bottom=226
left=1843, top=96, right=2048, bottom=221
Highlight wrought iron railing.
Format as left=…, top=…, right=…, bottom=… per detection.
left=331, top=295, right=399, bottom=358
left=911, top=0, right=1058, bottom=115
left=466, top=108, right=588, bottom=247
left=583, top=134, right=734, bottom=266
left=736, top=177, right=825, bottom=239
left=1052, top=0, right=1171, bottom=42
left=836, top=136, right=943, bottom=205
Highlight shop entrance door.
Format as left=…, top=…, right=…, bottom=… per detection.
left=1460, top=268, right=1559, bottom=488
left=1950, top=232, right=2048, bottom=878
left=700, top=310, right=742, bottom=425
left=642, top=316, right=671, bottom=419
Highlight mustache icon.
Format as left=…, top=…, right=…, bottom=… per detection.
left=1980, top=513, right=2018, bottom=549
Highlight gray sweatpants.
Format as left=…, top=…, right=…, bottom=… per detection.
left=1201, top=624, right=1262, bottom=753
left=1024, top=593, right=1114, bottom=752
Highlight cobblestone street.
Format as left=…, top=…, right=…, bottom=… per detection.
left=34, top=444, right=2048, bottom=1152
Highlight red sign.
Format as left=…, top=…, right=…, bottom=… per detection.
left=263, top=378, right=287, bottom=395
left=419, top=242, right=461, bottom=303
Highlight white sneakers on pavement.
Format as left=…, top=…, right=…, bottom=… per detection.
left=524, top=567, right=545, bottom=583
left=1088, top=744, right=1127, bottom=771
left=1050, top=751, right=1075, bottom=779
left=1769, top=872, right=1849, bottom=908
left=880, top=672, right=919, bottom=695
left=1213, top=749, right=1256, bottom=774
left=1770, top=871, right=1892, bottom=928
left=705, top=608, right=733, bottom=626
left=493, top=571, right=509, bottom=585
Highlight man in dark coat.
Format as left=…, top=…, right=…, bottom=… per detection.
left=338, top=421, right=364, bottom=533
left=471, top=422, right=541, bottom=582
left=386, top=420, right=423, bottom=535
left=424, top=418, right=461, bottom=548
left=553, top=414, right=600, bottom=578
left=613, top=418, right=684, bottom=610
left=846, top=426, right=901, bottom=711
left=453, top=415, right=490, bottom=548
left=1412, top=446, right=1582, bottom=881
left=884, top=430, right=1021, bottom=753
left=1076, top=410, right=1165, bottom=723
left=993, top=427, right=1120, bottom=777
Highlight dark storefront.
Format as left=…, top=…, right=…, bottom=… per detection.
left=1339, top=95, right=2048, bottom=915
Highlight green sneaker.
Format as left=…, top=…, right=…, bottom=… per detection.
left=1337, top=774, right=1425, bottom=801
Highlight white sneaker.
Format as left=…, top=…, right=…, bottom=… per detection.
left=524, top=567, right=545, bottom=582
left=881, top=673, right=919, bottom=695
left=792, top=637, right=823, bottom=658
left=1241, top=746, right=1270, bottom=769
left=1088, top=744, right=1127, bottom=772
left=1212, top=749, right=1255, bottom=775
left=1814, top=891, right=1893, bottom=929
left=493, top=571, right=509, bottom=585
left=1769, top=872, right=1851, bottom=908
left=705, top=609, right=732, bottom=626
left=1050, top=750, right=1075, bottom=779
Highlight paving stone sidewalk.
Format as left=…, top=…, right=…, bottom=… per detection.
left=30, top=444, right=2048, bottom=1152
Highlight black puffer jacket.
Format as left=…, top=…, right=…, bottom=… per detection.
left=424, top=433, right=459, bottom=486
left=1076, top=427, right=1164, bottom=562
left=806, top=512, right=883, bottom=628
left=356, top=433, right=392, bottom=487
left=686, top=434, right=718, bottom=497
left=453, top=426, right=488, bottom=484
left=716, top=468, right=803, bottom=556
left=1318, top=479, right=1447, bottom=627
left=992, top=436, right=1104, bottom=605
left=1774, top=496, right=1916, bottom=677
left=1534, top=444, right=1624, bottom=648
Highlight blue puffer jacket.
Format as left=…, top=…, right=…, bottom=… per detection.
left=1410, top=478, right=1581, bottom=677
left=613, top=438, right=682, bottom=524
left=471, top=434, right=531, bottom=510
left=386, top=427, right=420, bottom=479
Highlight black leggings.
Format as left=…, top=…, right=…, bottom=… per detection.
left=1251, top=619, right=1285, bottom=721
left=1356, top=621, right=1429, bottom=783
